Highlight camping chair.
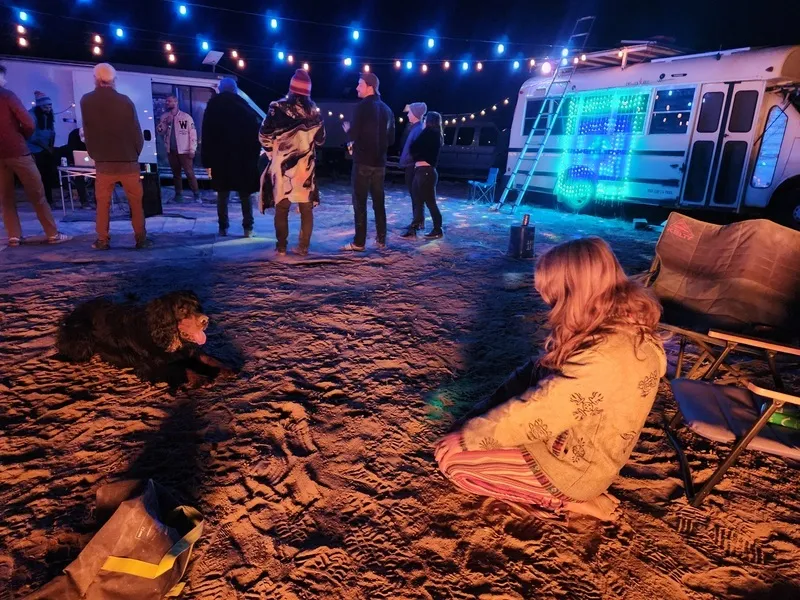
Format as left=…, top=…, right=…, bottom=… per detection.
left=468, top=168, right=499, bottom=204
left=643, top=212, right=800, bottom=387
left=666, top=378, right=800, bottom=506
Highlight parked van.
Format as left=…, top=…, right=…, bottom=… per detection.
left=440, top=121, right=507, bottom=178
left=0, top=56, right=265, bottom=179
left=506, top=46, right=800, bottom=228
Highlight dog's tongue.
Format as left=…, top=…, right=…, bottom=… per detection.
left=191, top=330, right=207, bottom=345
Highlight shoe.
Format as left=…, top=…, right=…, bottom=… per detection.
left=276, top=246, right=287, bottom=256
left=47, top=232, right=72, bottom=244
left=409, top=222, right=424, bottom=231
left=400, top=228, right=417, bottom=239
left=7, top=237, right=20, bottom=247
left=92, top=239, right=110, bottom=250
left=135, top=238, right=154, bottom=250
left=376, top=240, right=386, bottom=249
left=424, top=228, right=444, bottom=239
left=341, top=242, right=366, bottom=252
left=218, top=228, right=228, bottom=236
left=243, top=229, right=254, bottom=238
left=293, top=246, right=309, bottom=256
left=193, top=192, right=203, bottom=204
left=171, top=193, right=183, bottom=204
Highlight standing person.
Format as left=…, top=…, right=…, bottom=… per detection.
left=201, top=78, right=261, bottom=237
left=435, top=237, right=666, bottom=521
left=0, top=65, right=70, bottom=246
left=398, top=102, right=427, bottom=237
left=259, top=69, right=325, bottom=256
left=63, top=126, right=89, bottom=208
left=157, top=95, right=200, bottom=203
left=28, top=91, right=57, bottom=207
left=80, top=63, right=150, bottom=250
left=407, top=111, right=444, bottom=239
left=341, top=72, right=395, bottom=251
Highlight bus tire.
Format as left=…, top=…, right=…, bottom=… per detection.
left=767, top=182, right=800, bottom=230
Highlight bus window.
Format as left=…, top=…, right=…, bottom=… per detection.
left=479, top=127, right=498, bottom=146
left=729, top=90, right=759, bottom=133
left=551, top=97, right=574, bottom=135
left=697, top=92, right=724, bottom=133
left=649, top=87, right=695, bottom=134
left=443, top=126, right=456, bottom=145
left=523, top=99, right=545, bottom=135
left=751, top=106, right=788, bottom=188
left=457, top=127, right=475, bottom=146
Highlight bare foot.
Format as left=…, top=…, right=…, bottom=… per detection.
left=564, top=492, right=620, bottom=522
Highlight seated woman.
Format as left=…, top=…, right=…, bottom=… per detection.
left=435, top=237, right=666, bottom=521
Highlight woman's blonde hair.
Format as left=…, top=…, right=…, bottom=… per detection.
left=534, top=237, right=662, bottom=370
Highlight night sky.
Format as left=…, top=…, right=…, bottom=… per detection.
left=2, top=0, right=799, bottom=125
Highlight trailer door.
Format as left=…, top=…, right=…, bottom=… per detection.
left=72, top=70, right=157, bottom=164
left=681, top=81, right=763, bottom=208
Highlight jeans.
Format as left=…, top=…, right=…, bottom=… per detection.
left=351, top=164, right=386, bottom=246
left=167, top=151, right=199, bottom=194
left=94, top=165, right=146, bottom=244
left=217, top=190, right=254, bottom=231
left=0, top=154, right=58, bottom=239
left=405, top=166, right=424, bottom=228
left=412, top=166, right=442, bottom=230
left=274, top=199, right=313, bottom=250
left=33, top=150, right=56, bottom=204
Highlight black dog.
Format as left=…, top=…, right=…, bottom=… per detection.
left=56, top=291, right=235, bottom=388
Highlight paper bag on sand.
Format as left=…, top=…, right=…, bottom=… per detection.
left=25, top=479, right=203, bottom=600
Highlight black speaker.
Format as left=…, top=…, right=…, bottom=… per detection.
left=141, top=167, right=162, bottom=218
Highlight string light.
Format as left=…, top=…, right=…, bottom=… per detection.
left=277, top=51, right=285, bottom=60
left=231, top=50, right=238, bottom=59
left=115, top=27, right=124, bottom=38
left=201, top=41, right=209, bottom=51
left=303, top=62, right=309, bottom=71
left=470, top=114, right=475, bottom=119
left=541, top=61, right=552, bottom=74
left=529, top=59, right=536, bottom=68
left=364, top=64, right=371, bottom=72
left=477, top=62, right=483, bottom=71
left=328, top=111, right=333, bottom=116
left=497, top=43, right=505, bottom=54
left=399, top=117, right=404, bottom=123
left=93, top=45, right=102, bottom=55
left=178, top=5, right=188, bottom=17
left=480, top=110, right=486, bottom=115
left=339, top=113, right=344, bottom=119
left=503, top=98, right=509, bottom=104
left=394, top=60, right=401, bottom=69
left=352, top=30, right=360, bottom=40
left=237, top=58, right=245, bottom=68
left=270, top=18, right=278, bottom=29
left=17, top=25, right=26, bottom=34
left=18, top=37, right=28, bottom=47
left=18, top=11, right=28, bottom=22
left=618, top=50, right=624, bottom=57
left=513, top=60, right=520, bottom=69
left=344, top=57, right=352, bottom=66
left=492, top=105, right=497, bottom=110
left=443, top=61, right=450, bottom=70
left=461, top=116, right=466, bottom=122
left=581, top=54, right=587, bottom=61
left=574, top=57, right=579, bottom=64
left=421, top=64, right=428, bottom=73
left=94, top=34, right=102, bottom=44
left=287, top=54, right=294, bottom=64
left=165, top=43, right=173, bottom=52
left=461, top=61, right=469, bottom=71
left=405, top=60, right=413, bottom=70
left=427, top=38, right=435, bottom=49
left=168, top=53, right=176, bottom=63
left=561, top=48, right=569, bottom=57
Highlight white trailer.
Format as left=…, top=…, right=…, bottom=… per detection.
left=0, top=55, right=265, bottom=178
left=506, top=46, right=800, bottom=227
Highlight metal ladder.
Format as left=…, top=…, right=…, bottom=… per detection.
left=492, top=16, right=596, bottom=213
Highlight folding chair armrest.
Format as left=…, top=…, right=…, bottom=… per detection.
left=708, top=330, right=800, bottom=357
left=746, top=381, right=800, bottom=406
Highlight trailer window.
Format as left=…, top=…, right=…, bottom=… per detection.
left=443, top=127, right=456, bottom=146
left=696, top=92, right=724, bottom=133
left=649, top=87, right=695, bottom=134
left=479, top=127, right=498, bottom=146
left=456, top=127, right=475, bottom=146
left=729, top=90, right=759, bottom=133
left=751, top=106, right=788, bottom=188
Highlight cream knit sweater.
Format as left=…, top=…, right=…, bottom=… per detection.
left=461, top=329, right=666, bottom=501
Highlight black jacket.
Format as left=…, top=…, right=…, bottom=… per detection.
left=410, top=128, right=442, bottom=168
left=201, top=91, right=262, bottom=194
left=348, top=94, right=395, bottom=167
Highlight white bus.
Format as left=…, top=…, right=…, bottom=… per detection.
left=0, top=56, right=265, bottom=178
left=506, top=46, right=800, bottom=228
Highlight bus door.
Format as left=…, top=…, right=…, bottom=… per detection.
left=681, top=81, right=763, bottom=208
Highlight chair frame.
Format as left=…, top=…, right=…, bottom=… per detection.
left=468, top=168, right=499, bottom=204
left=666, top=379, right=800, bottom=507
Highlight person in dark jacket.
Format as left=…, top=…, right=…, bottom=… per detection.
left=61, top=127, right=89, bottom=208
left=0, top=65, right=69, bottom=246
left=28, top=91, right=57, bottom=207
left=259, top=69, right=325, bottom=255
left=202, top=78, right=262, bottom=237
left=341, top=72, right=395, bottom=251
left=407, top=111, right=444, bottom=239
left=398, top=102, right=427, bottom=234
left=80, top=63, right=148, bottom=250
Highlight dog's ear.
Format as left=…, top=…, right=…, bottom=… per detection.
left=145, top=296, right=179, bottom=351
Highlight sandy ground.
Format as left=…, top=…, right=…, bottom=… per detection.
left=1, top=181, right=799, bottom=599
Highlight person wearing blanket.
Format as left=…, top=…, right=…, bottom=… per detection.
left=435, top=237, right=666, bottom=521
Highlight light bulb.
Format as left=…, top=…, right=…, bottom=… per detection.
left=18, top=37, right=28, bottom=47
left=477, top=62, right=483, bottom=71
left=364, top=64, right=371, bottom=72
left=303, top=63, right=309, bottom=71
left=444, top=61, right=450, bottom=69
left=394, top=60, right=401, bottom=69
left=168, top=54, right=176, bottom=63
left=287, top=55, right=294, bottom=64
left=237, top=59, right=245, bottom=68
left=165, top=43, right=173, bottom=52
left=422, top=64, right=428, bottom=73
left=92, top=45, right=102, bottom=55
left=231, top=50, right=238, bottom=59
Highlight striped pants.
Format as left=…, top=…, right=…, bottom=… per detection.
left=436, top=433, right=566, bottom=513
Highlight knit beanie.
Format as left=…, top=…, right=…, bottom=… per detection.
left=34, top=91, right=52, bottom=106
left=404, top=102, right=427, bottom=121
left=218, top=77, right=238, bottom=94
left=289, top=69, right=311, bottom=96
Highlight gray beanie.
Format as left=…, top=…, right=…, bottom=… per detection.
left=404, top=102, right=427, bottom=120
